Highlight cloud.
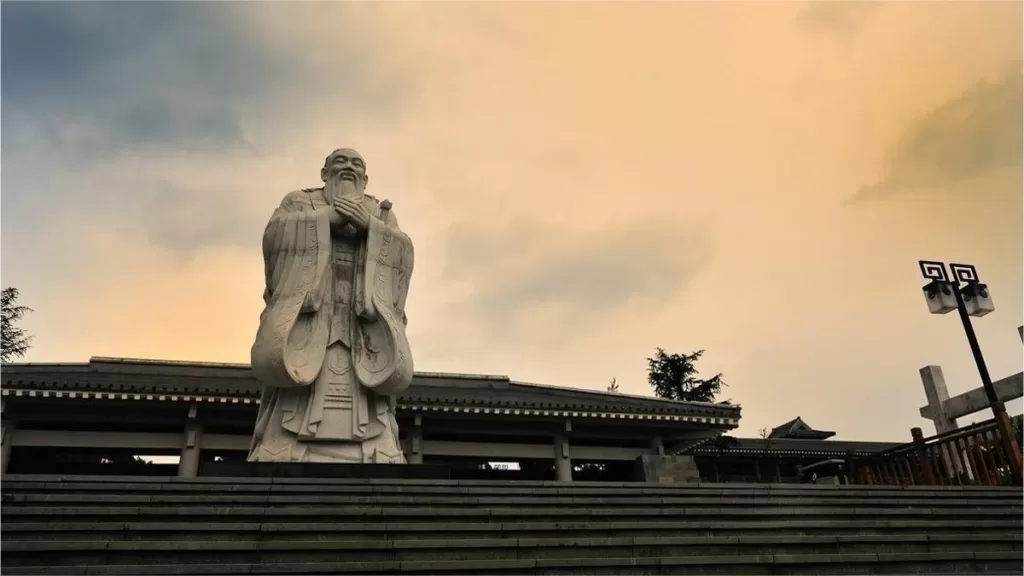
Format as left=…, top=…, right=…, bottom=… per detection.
left=797, top=2, right=882, bottom=38
left=0, top=2, right=415, bottom=257
left=442, top=218, right=712, bottom=337
left=4, top=3, right=270, bottom=156
left=853, top=65, right=1023, bottom=202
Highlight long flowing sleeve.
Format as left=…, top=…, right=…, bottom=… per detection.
left=352, top=205, right=416, bottom=397
left=251, top=192, right=332, bottom=388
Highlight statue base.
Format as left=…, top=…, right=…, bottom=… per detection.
left=199, top=461, right=452, bottom=479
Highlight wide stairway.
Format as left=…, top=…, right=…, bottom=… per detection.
left=1, top=475, right=1021, bottom=575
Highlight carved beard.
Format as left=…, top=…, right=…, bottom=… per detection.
left=325, top=174, right=363, bottom=204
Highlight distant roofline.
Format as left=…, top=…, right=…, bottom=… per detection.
left=22, top=357, right=513, bottom=382
left=510, top=379, right=742, bottom=410
left=1, top=362, right=92, bottom=369
left=4, top=356, right=743, bottom=415
left=93, top=357, right=251, bottom=369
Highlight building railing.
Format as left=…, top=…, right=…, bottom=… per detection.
left=849, top=419, right=1021, bottom=487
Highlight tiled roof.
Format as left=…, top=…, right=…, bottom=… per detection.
left=767, top=416, right=836, bottom=440
left=687, top=436, right=903, bottom=457
left=1, top=357, right=742, bottom=424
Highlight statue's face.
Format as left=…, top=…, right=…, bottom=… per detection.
left=321, top=148, right=368, bottom=191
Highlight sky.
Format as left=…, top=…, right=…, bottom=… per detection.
left=2, top=1, right=1022, bottom=442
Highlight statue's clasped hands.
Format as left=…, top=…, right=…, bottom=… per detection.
left=334, top=196, right=372, bottom=233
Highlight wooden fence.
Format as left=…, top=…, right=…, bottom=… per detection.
left=851, top=419, right=1021, bottom=487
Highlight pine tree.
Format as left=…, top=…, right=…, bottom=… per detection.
left=646, top=348, right=724, bottom=403
left=2, top=287, right=33, bottom=362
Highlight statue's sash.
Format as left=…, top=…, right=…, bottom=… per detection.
left=352, top=203, right=414, bottom=397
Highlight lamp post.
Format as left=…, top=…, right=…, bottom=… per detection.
left=918, top=260, right=1023, bottom=484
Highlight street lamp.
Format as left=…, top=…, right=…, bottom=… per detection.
left=918, top=260, right=1022, bottom=484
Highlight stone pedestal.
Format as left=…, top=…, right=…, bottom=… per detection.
left=199, top=461, right=452, bottom=479
left=636, top=454, right=701, bottom=484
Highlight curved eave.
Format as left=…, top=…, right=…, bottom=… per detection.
left=2, top=358, right=742, bottom=422
left=0, top=387, right=741, bottom=426
left=689, top=448, right=880, bottom=457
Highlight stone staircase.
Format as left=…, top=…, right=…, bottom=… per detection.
left=1, top=475, right=1021, bottom=575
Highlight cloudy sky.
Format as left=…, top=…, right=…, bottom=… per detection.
left=2, top=1, right=1021, bottom=442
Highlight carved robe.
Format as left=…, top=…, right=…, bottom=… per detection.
left=248, top=188, right=415, bottom=463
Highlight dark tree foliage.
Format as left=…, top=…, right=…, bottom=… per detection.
left=646, top=348, right=724, bottom=403
left=1, top=287, right=33, bottom=363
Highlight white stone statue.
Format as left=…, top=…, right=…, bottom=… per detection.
left=248, top=148, right=415, bottom=464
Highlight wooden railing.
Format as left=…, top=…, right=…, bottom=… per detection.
left=850, top=419, right=1021, bottom=487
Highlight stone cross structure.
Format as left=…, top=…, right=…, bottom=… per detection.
left=248, top=148, right=415, bottom=464
left=918, top=326, right=1024, bottom=435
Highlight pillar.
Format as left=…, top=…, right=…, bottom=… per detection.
left=554, top=420, right=572, bottom=482
left=408, top=414, right=423, bottom=464
left=650, top=435, right=665, bottom=456
left=920, top=366, right=959, bottom=434
left=920, top=366, right=962, bottom=479
left=1, top=399, right=12, bottom=475
left=177, top=404, right=203, bottom=478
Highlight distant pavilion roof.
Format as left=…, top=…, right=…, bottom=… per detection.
left=767, top=416, right=836, bottom=440
left=686, top=436, right=902, bottom=457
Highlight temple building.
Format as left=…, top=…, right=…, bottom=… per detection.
left=0, top=357, right=900, bottom=482
left=686, top=416, right=901, bottom=483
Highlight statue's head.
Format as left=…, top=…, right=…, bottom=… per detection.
left=321, top=148, right=368, bottom=194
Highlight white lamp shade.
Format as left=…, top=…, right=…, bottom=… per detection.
left=923, top=281, right=957, bottom=315
left=961, top=283, right=995, bottom=317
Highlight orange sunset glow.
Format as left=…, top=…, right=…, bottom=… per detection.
left=2, top=1, right=1021, bottom=441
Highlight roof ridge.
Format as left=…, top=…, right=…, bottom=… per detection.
left=509, top=379, right=742, bottom=410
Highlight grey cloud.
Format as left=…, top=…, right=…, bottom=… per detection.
left=442, top=219, right=712, bottom=335
left=853, top=66, right=1023, bottom=202
left=1, top=2, right=410, bottom=257
left=3, top=3, right=274, bottom=155
left=2, top=3, right=394, bottom=155
left=134, top=184, right=271, bottom=257
left=797, top=2, right=882, bottom=38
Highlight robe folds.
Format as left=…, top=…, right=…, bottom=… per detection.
left=248, top=188, right=414, bottom=462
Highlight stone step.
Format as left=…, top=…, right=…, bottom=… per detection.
left=2, top=550, right=1020, bottom=575
left=4, top=518, right=1020, bottom=542
left=3, top=504, right=1018, bottom=525
left=5, top=492, right=1020, bottom=509
left=2, top=533, right=1020, bottom=568
left=6, top=474, right=1019, bottom=489
left=3, top=476, right=1021, bottom=498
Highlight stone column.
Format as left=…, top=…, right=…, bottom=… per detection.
left=177, top=404, right=203, bottom=478
left=919, top=366, right=959, bottom=479
left=408, top=414, right=424, bottom=464
left=1, top=398, right=13, bottom=475
left=650, top=435, right=665, bottom=456
left=554, top=421, right=572, bottom=482
left=920, top=366, right=959, bottom=434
